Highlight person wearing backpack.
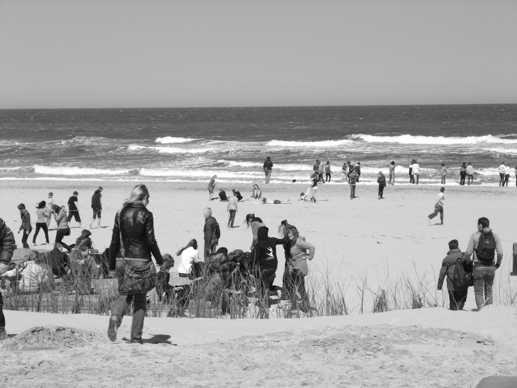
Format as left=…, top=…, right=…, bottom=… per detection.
left=463, top=217, right=503, bottom=310
left=203, top=207, right=220, bottom=265
left=437, top=239, right=469, bottom=310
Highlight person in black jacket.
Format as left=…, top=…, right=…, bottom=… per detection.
left=250, top=226, right=286, bottom=297
left=437, top=239, right=468, bottom=310
left=107, top=184, right=164, bottom=344
left=0, top=218, right=16, bottom=341
left=203, top=207, right=219, bottom=264
left=263, top=157, right=273, bottom=184
left=89, top=186, right=103, bottom=229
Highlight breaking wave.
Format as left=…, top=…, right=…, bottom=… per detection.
left=353, top=134, right=517, bottom=145
left=155, top=137, right=195, bottom=144
left=33, top=165, right=132, bottom=176
left=266, top=139, right=352, bottom=147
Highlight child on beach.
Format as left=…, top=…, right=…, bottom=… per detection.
left=428, top=187, right=445, bottom=225
left=208, top=175, right=217, bottom=200
left=388, top=161, right=395, bottom=185
left=377, top=172, right=386, bottom=199
left=17, top=203, right=32, bottom=249
left=441, top=163, right=447, bottom=184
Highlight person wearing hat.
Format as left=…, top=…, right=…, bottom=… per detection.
left=0, top=218, right=16, bottom=341
left=90, top=187, right=103, bottom=229
left=67, top=191, right=82, bottom=228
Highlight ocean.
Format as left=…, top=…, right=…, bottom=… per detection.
left=0, top=104, right=516, bottom=185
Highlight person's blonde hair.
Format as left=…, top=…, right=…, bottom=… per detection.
left=123, top=184, right=150, bottom=208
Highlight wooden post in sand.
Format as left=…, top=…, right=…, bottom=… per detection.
left=511, top=243, right=517, bottom=276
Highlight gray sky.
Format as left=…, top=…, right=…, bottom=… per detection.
left=1, top=0, right=516, bottom=109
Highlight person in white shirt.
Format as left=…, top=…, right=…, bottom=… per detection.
left=1, top=252, right=53, bottom=293
left=227, top=192, right=238, bottom=228
left=466, top=162, right=474, bottom=185
left=171, top=239, right=202, bottom=286
left=498, top=162, right=506, bottom=186
left=428, top=187, right=445, bottom=225
left=412, top=160, right=420, bottom=185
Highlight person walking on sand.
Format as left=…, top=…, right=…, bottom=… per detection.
left=498, top=162, right=506, bottom=186
left=207, top=175, right=217, bottom=200
left=45, top=192, right=55, bottom=227
left=463, top=217, right=503, bottom=311
left=377, top=172, right=386, bottom=199
left=466, top=163, right=474, bottom=185
left=263, top=157, right=273, bottom=184
left=67, top=191, right=82, bottom=228
left=324, top=161, right=332, bottom=182
left=203, top=207, right=220, bottom=264
left=504, top=162, right=510, bottom=186
left=313, top=159, right=320, bottom=175
left=227, top=191, right=238, bottom=228
left=0, top=218, right=16, bottom=341
left=388, top=161, right=395, bottom=185
left=53, top=204, right=71, bottom=249
left=302, top=172, right=318, bottom=202
left=409, top=161, right=414, bottom=184
left=428, top=187, right=445, bottom=225
left=348, top=168, right=359, bottom=199
left=90, top=186, right=103, bottom=228
left=107, top=184, right=165, bottom=344
left=441, top=163, right=447, bottom=184
left=437, top=239, right=469, bottom=311
left=33, top=201, right=49, bottom=245
left=459, top=162, right=466, bottom=186
left=17, top=203, right=32, bottom=249
left=412, top=160, right=420, bottom=185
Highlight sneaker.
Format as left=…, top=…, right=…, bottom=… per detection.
left=107, top=316, right=118, bottom=342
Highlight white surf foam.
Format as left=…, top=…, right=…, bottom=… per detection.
left=155, top=136, right=194, bottom=144
left=266, top=139, right=352, bottom=148
left=33, top=165, right=131, bottom=176
left=128, top=145, right=212, bottom=154
left=353, top=134, right=517, bottom=145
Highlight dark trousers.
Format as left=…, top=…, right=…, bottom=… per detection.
left=21, top=229, right=31, bottom=248
left=0, top=292, right=4, bottom=329
left=33, top=222, right=49, bottom=244
left=448, top=289, right=468, bottom=310
left=428, top=204, right=443, bottom=223
left=499, top=173, right=505, bottom=186
left=467, top=174, right=473, bottom=185
left=325, top=173, right=331, bottom=182
left=504, top=174, right=509, bottom=186
left=460, top=175, right=466, bottom=185
left=378, top=184, right=385, bottom=198
left=67, top=210, right=81, bottom=223
left=318, top=173, right=325, bottom=183
left=228, top=210, right=236, bottom=227
left=111, top=260, right=148, bottom=342
left=349, top=184, right=356, bottom=198
left=285, top=269, right=310, bottom=311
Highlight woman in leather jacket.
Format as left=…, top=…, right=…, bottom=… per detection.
left=107, top=184, right=164, bottom=344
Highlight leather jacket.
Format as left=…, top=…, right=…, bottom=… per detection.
left=0, top=219, right=16, bottom=265
left=109, top=203, right=163, bottom=270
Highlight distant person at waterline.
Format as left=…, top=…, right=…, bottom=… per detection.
left=428, top=187, right=445, bottom=225
left=412, top=160, right=420, bottom=185
left=377, top=171, right=386, bottom=200
left=348, top=168, right=359, bottom=200
left=341, top=162, right=348, bottom=179
left=354, top=162, right=361, bottom=182
left=207, top=175, right=217, bottom=200
left=263, top=157, right=273, bottom=184
left=440, top=163, right=447, bottom=184
left=408, top=161, right=414, bottom=184
left=504, top=162, right=510, bottom=187
left=466, top=162, right=474, bottom=185
left=498, top=162, right=506, bottom=186
left=324, top=161, right=332, bottom=182
left=388, top=161, right=395, bottom=185
left=45, top=192, right=55, bottom=227
left=90, top=186, right=103, bottom=229
left=459, top=162, right=466, bottom=186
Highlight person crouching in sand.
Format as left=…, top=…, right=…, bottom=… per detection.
left=107, top=184, right=164, bottom=344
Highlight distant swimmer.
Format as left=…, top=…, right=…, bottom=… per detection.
left=388, top=161, right=395, bottom=185
left=428, top=187, right=445, bottom=225
left=440, top=163, right=447, bottom=184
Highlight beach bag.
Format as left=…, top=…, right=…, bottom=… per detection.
left=450, top=259, right=473, bottom=290
left=475, top=231, right=496, bottom=262
left=213, top=222, right=221, bottom=240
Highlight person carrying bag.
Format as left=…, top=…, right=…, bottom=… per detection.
left=106, top=184, right=164, bottom=344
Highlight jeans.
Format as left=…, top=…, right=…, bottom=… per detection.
left=448, top=289, right=468, bottom=310
left=33, top=222, right=49, bottom=244
left=378, top=184, right=385, bottom=198
left=111, top=260, right=149, bottom=342
left=428, top=204, right=443, bottom=223
left=473, top=265, right=495, bottom=309
left=67, top=210, right=81, bottom=223
left=460, top=175, right=466, bottom=185
left=0, top=292, right=5, bottom=329
left=414, top=174, right=419, bottom=185
left=285, top=269, right=310, bottom=311
left=21, top=229, right=31, bottom=248
left=325, top=173, right=331, bottom=182
left=350, top=184, right=356, bottom=198
left=228, top=210, right=236, bottom=227
left=264, top=170, right=271, bottom=184
left=389, top=173, right=394, bottom=184
left=204, top=240, right=218, bottom=263
left=467, top=174, right=473, bottom=185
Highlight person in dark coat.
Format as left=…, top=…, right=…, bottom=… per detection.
left=90, top=186, right=103, bottom=229
left=250, top=226, right=285, bottom=295
left=0, top=218, right=16, bottom=340
left=437, top=239, right=468, bottom=310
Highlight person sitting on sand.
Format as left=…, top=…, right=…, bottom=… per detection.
left=232, top=189, right=243, bottom=201
left=1, top=251, right=53, bottom=293
left=245, top=213, right=266, bottom=250
left=428, top=187, right=445, bottom=225
left=285, top=225, right=315, bottom=313
left=208, top=175, right=217, bottom=200
left=251, top=184, right=262, bottom=199
left=66, top=229, right=92, bottom=252
left=437, top=239, right=469, bottom=311
left=218, top=189, right=228, bottom=201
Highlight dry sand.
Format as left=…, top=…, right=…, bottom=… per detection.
left=1, top=179, right=517, bottom=386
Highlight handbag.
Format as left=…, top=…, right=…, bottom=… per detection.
left=117, top=210, right=157, bottom=294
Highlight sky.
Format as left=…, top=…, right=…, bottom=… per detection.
left=1, top=0, right=516, bottom=109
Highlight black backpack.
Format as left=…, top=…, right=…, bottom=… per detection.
left=213, top=222, right=221, bottom=240
left=450, top=258, right=473, bottom=290
left=475, top=231, right=496, bottom=262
